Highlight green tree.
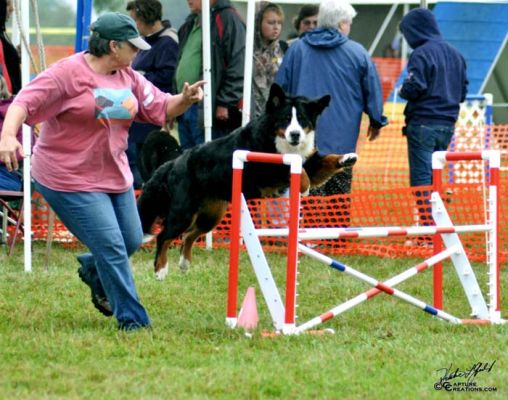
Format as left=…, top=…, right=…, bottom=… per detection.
left=37, top=0, right=75, bottom=27
left=93, top=0, right=125, bottom=13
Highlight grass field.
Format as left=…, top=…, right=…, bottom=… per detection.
left=1, top=242, right=507, bottom=399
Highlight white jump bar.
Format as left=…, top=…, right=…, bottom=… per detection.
left=254, top=224, right=491, bottom=239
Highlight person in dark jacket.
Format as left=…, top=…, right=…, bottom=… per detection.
left=126, top=0, right=179, bottom=188
left=399, top=7, right=468, bottom=188
left=276, top=0, right=387, bottom=196
left=0, top=76, right=21, bottom=191
left=175, top=0, right=245, bottom=149
left=0, top=0, right=20, bottom=95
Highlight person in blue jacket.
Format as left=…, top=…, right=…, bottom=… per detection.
left=399, top=7, right=468, bottom=188
left=276, top=0, right=387, bottom=196
left=126, top=0, right=179, bottom=188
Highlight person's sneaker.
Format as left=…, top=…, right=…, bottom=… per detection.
left=77, top=264, right=113, bottom=317
left=118, top=321, right=152, bottom=332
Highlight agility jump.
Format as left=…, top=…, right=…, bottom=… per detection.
left=226, top=150, right=505, bottom=335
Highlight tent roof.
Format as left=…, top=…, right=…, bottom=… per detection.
left=435, top=1, right=508, bottom=94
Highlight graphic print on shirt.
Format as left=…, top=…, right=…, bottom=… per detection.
left=94, top=88, right=137, bottom=126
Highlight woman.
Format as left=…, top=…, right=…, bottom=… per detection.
left=252, top=2, right=286, bottom=118
left=0, top=13, right=204, bottom=331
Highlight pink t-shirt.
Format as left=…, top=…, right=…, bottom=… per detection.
left=13, top=52, right=171, bottom=192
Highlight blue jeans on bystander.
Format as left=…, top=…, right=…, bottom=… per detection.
left=34, top=180, right=151, bottom=331
left=406, top=123, right=455, bottom=187
left=406, top=123, right=454, bottom=228
left=177, top=103, right=204, bottom=150
left=0, top=165, right=22, bottom=191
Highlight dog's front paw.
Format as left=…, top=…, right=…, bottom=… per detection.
left=179, top=256, right=190, bottom=273
left=338, top=153, right=357, bottom=168
left=155, top=263, right=169, bottom=280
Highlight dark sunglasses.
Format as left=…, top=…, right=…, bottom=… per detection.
left=302, top=19, right=318, bottom=26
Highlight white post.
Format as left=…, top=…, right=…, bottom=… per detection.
left=202, top=0, right=213, bottom=248
left=16, top=0, right=32, bottom=272
left=241, top=0, right=256, bottom=126
left=431, top=192, right=489, bottom=319
left=202, top=0, right=212, bottom=143
left=485, top=150, right=501, bottom=322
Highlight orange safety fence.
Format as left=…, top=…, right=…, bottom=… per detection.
left=30, top=45, right=74, bottom=71
left=24, top=122, right=508, bottom=264
left=372, top=57, right=405, bottom=102
left=8, top=47, right=508, bottom=264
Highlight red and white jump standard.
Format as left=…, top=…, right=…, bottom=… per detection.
left=226, top=150, right=505, bottom=335
left=227, top=151, right=302, bottom=333
left=432, top=150, right=502, bottom=323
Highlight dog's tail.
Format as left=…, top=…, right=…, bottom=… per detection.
left=138, top=130, right=182, bottom=182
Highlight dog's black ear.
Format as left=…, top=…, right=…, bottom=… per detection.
left=315, top=95, right=331, bottom=114
left=266, top=83, right=286, bottom=114
left=306, top=94, right=331, bottom=121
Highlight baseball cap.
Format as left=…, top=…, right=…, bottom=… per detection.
left=91, top=12, right=151, bottom=51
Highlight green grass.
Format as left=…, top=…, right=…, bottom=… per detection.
left=1, top=243, right=507, bottom=399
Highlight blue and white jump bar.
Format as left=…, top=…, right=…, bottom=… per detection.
left=298, top=244, right=463, bottom=326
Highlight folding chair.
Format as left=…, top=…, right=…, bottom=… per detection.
left=0, top=189, right=24, bottom=255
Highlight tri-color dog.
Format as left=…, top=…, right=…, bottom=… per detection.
left=138, top=84, right=357, bottom=279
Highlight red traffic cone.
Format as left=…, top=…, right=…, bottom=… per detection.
left=237, top=287, right=259, bottom=331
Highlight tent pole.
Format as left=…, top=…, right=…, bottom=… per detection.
left=202, top=0, right=213, bottom=248
left=241, top=0, right=256, bottom=126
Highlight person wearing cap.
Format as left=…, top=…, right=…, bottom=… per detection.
left=0, top=12, right=204, bottom=332
left=126, top=0, right=179, bottom=189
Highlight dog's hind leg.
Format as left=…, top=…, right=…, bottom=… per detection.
left=179, top=225, right=201, bottom=273
left=154, top=232, right=175, bottom=280
left=179, top=200, right=229, bottom=272
left=153, top=209, right=196, bottom=280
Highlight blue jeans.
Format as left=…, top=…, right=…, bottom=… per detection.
left=406, top=123, right=455, bottom=187
left=0, top=165, right=22, bottom=191
left=406, top=123, right=454, bottom=226
left=34, top=180, right=151, bottom=330
left=177, top=103, right=204, bottom=150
